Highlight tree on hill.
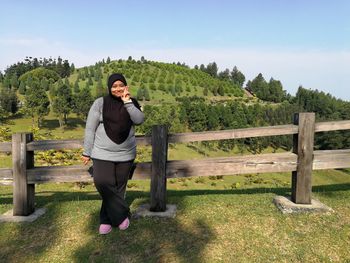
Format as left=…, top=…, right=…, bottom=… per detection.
left=19, top=68, right=60, bottom=84
left=250, top=73, right=269, bottom=100
left=106, top=57, right=111, bottom=64
left=88, top=76, right=93, bottom=86
left=2, top=75, right=11, bottom=89
left=73, top=86, right=94, bottom=121
left=268, top=78, right=285, bottom=103
left=18, top=80, right=26, bottom=94
left=0, top=87, right=18, bottom=114
left=40, top=78, right=49, bottom=91
left=4, top=56, right=73, bottom=78
left=230, top=66, right=245, bottom=87
left=203, top=87, right=208, bottom=96
left=74, top=80, right=80, bottom=93
left=205, top=62, right=218, bottom=77
left=10, top=75, right=19, bottom=89
left=52, top=84, right=73, bottom=127
left=137, top=87, right=145, bottom=101
left=89, top=67, right=95, bottom=79
left=218, top=69, right=230, bottom=81
left=25, top=84, right=50, bottom=127
left=96, top=78, right=105, bottom=98
left=70, top=63, right=75, bottom=73
left=64, top=78, right=70, bottom=88
left=218, top=86, right=225, bottom=96
left=144, top=87, right=150, bottom=101
left=84, top=67, right=89, bottom=79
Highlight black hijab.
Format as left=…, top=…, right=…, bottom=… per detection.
left=103, top=73, right=140, bottom=144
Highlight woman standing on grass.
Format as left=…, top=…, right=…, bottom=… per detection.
left=82, top=73, right=144, bottom=234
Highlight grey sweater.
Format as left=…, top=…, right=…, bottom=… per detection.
left=83, top=97, right=145, bottom=162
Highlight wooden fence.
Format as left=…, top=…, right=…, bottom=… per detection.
left=0, top=112, right=350, bottom=216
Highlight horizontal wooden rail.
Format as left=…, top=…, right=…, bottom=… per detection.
left=315, top=120, right=350, bottom=132
left=2, top=115, right=350, bottom=215
left=168, top=124, right=299, bottom=143
left=0, top=168, right=13, bottom=185
left=1, top=120, right=349, bottom=153
left=166, top=152, right=297, bottom=178
left=1, top=149, right=349, bottom=185
left=313, top=149, right=350, bottom=170
left=25, top=136, right=152, bottom=151
left=26, top=162, right=152, bottom=184
left=27, top=139, right=84, bottom=151
left=0, top=142, right=11, bottom=152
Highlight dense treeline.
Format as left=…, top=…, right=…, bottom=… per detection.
left=3, top=56, right=73, bottom=80
left=294, top=86, right=350, bottom=150
left=0, top=56, right=349, bottom=151
left=137, top=97, right=298, bottom=153
left=246, top=73, right=289, bottom=103
left=138, top=92, right=350, bottom=152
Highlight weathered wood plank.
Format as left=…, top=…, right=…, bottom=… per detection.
left=0, top=168, right=13, bottom=185
left=0, top=168, right=12, bottom=178
left=12, top=133, right=35, bottom=216
left=26, top=163, right=152, bottom=183
left=136, top=135, right=152, bottom=146
left=25, top=135, right=152, bottom=151
left=6, top=119, right=350, bottom=153
left=0, top=142, right=12, bottom=152
left=292, top=113, right=315, bottom=204
left=150, top=125, right=168, bottom=212
left=10, top=149, right=350, bottom=184
left=313, top=149, right=350, bottom=170
left=168, top=124, right=298, bottom=143
left=315, top=120, right=350, bottom=133
left=26, top=139, right=84, bottom=151
left=166, top=152, right=298, bottom=178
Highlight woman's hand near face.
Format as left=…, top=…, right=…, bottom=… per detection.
left=121, top=86, right=131, bottom=102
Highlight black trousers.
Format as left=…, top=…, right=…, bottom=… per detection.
left=92, top=158, right=133, bottom=226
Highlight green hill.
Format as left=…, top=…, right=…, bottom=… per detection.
left=68, top=59, right=247, bottom=105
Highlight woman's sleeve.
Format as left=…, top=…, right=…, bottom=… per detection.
left=124, top=98, right=145, bottom=125
left=82, top=99, right=101, bottom=157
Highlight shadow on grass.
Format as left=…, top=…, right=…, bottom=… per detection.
left=40, top=119, right=60, bottom=130
left=0, top=198, right=62, bottom=262
left=1, top=183, right=350, bottom=206
left=62, top=118, right=86, bottom=130
left=40, top=117, right=86, bottom=131
left=72, top=193, right=215, bottom=262
left=0, top=183, right=349, bottom=262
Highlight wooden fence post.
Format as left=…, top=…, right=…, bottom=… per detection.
left=150, top=125, right=168, bottom=212
left=12, top=133, right=35, bottom=216
left=292, top=113, right=315, bottom=204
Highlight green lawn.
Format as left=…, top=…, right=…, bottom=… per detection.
left=5, top=112, right=85, bottom=140
left=1, top=111, right=350, bottom=262
left=1, top=169, right=350, bottom=262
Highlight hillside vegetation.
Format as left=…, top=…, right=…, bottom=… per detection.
left=0, top=56, right=349, bottom=153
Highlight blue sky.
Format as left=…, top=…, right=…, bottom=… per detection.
left=1, top=0, right=349, bottom=100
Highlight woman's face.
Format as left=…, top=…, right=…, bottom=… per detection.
left=110, top=80, right=126, bottom=97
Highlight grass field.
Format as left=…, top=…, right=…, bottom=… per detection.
left=1, top=107, right=350, bottom=262
left=1, top=169, right=350, bottom=263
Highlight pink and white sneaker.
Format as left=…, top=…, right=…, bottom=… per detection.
left=118, top=217, right=130, bottom=230
left=99, top=224, right=112, bottom=235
